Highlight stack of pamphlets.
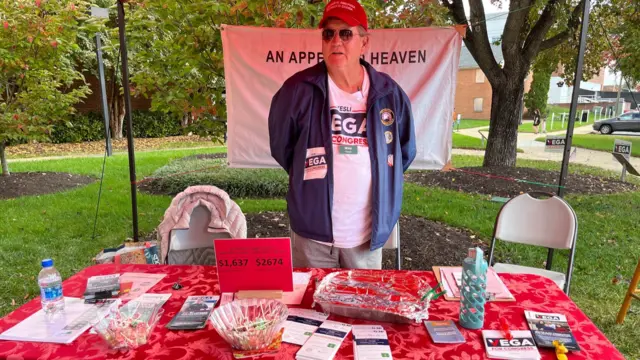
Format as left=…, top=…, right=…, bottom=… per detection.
left=352, top=325, right=393, bottom=360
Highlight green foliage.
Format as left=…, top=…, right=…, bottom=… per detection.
left=50, top=112, right=105, bottom=143
left=0, top=0, right=92, bottom=173
left=127, top=111, right=183, bottom=139
left=50, top=111, right=183, bottom=143
left=147, top=156, right=289, bottom=198
left=524, top=53, right=557, bottom=118
left=126, top=0, right=448, bottom=141
left=608, top=0, right=640, bottom=87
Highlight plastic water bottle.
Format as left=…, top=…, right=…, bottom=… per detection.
left=459, top=247, right=488, bottom=330
left=38, top=259, right=65, bottom=314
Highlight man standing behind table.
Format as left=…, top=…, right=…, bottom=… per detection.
left=267, top=0, right=416, bottom=270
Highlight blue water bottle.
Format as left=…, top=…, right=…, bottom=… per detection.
left=459, top=247, right=488, bottom=330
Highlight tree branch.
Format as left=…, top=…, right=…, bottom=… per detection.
left=443, top=0, right=502, bottom=83
left=502, top=0, right=534, bottom=61
left=536, top=0, right=585, bottom=54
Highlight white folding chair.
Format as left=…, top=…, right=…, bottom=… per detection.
left=488, top=192, right=578, bottom=295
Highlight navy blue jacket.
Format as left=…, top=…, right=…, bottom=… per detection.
left=268, top=59, right=416, bottom=251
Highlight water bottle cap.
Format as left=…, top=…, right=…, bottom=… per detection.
left=41, top=259, right=54, bottom=268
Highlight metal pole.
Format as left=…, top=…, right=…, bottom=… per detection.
left=95, top=33, right=112, bottom=157
left=615, top=72, right=623, bottom=116
left=553, top=0, right=591, bottom=270
left=117, top=0, right=139, bottom=242
left=551, top=113, right=555, bottom=130
left=558, top=0, right=591, bottom=197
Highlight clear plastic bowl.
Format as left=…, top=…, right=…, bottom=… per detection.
left=210, top=298, right=288, bottom=351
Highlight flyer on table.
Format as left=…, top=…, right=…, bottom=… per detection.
left=296, top=320, right=352, bottom=360
left=525, top=310, right=580, bottom=351
left=282, top=308, right=329, bottom=345
left=352, top=325, right=393, bottom=360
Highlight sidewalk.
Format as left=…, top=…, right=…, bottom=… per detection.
left=455, top=124, right=640, bottom=173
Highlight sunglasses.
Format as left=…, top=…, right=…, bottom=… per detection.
left=322, top=29, right=355, bottom=42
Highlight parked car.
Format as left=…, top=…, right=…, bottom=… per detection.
left=593, top=111, right=640, bottom=134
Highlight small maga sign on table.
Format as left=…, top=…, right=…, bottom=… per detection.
left=214, top=238, right=294, bottom=293
left=613, top=139, right=632, bottom=159
left=545, top=135, right=566, bottom=153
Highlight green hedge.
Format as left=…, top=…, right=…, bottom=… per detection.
left=147, top=156, right=289, bottom=198
left=50, top=110, right=183, bottom=143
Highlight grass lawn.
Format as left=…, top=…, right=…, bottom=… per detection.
left=453, top=119, right=491, bottom=130
left=0, top=150, right=638, bottom=358
left=535, top=134, right=640, bottom=157
left=452, top=133, right=486, bottom=150
left=519, top=105, right=598, bottom=133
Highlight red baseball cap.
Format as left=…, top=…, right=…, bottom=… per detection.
left=318, top=0, right=368, bottom=32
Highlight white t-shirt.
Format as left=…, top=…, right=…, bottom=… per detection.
left=325, top=67, right=372, bottom=248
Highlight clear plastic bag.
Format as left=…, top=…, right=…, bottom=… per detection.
left=313, top=270, right=432, bottom=324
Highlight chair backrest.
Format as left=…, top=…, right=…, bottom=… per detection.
left=157, top=185, right=247, bottom=264
left=493, top=193, right=577, bottom=250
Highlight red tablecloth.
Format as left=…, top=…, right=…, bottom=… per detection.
left=0, top=264, right=624, bottom=360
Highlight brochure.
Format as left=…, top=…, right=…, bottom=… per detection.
left=282, top=308, right=329, bottom=345
left=424, top=320, right=465, bottom=344
left=525, top=310, right=580, bottom=351
left=482, top=330, right=541, bottom=360
left=167, top=295, right=219, bottom=330
left=296, top=320, right=352, bottom=360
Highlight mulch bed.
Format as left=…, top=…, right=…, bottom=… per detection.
left=0, top=172, right=95, bottom=200
left=405, top=166, right=637, bottom=197
left=244, top=211, right=485, bottom=271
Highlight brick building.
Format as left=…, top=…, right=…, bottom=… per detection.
left=454, top=44, right=532, bottom=120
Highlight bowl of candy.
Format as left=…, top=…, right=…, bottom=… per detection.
left=91, top=300, right=164, bottom=351
left=210, top=298, right=288, bottom=351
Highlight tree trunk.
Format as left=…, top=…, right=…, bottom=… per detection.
left=0, top=142, right=9, bottom=176
left=181, top=113, right=192, bottom=128
left=108, top=73, right=125, bottom=139
left=483, top=79, right=525, bottom=167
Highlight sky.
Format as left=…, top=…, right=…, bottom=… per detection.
left=464, top=0, right=510, bottom=15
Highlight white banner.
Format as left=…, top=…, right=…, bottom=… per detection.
left=221, top=25, right=461, bottom=170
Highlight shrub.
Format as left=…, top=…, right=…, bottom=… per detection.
left=147, top=155, right=289, bottom=198
left=50, top=112, right=105, bottom=143
left=50, top=110, right=183, bottom=143
left=126, top=111, right=183, bottom=138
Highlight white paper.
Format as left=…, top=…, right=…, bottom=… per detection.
left=136, top=293, right=171, bottom=307
left=282, top=308, right=329, bottom=345
left=282, top=272, right=312, bottom=305
left=352, top=325, right=393, bottom=360
left=296, top=320, right=351, bottom=360
left=119, top=273, right=166, bottom=302
left=0, top=297, right=111, bottom=344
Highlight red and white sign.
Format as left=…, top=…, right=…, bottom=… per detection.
left=221, top=25, right=462, bottom=170
left=214, top=238, right=294, bottom=293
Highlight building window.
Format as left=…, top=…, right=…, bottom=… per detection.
left=475, top=69, right=485, bottom=83
left=474, top=98, right=483, bottom=112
